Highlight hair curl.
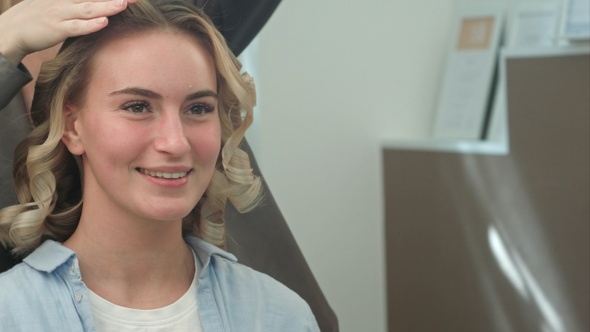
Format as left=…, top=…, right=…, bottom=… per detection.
left=0, top=0, right=263, bottom=255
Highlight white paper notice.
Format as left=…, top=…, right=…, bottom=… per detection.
left=562, top=0, right=590, bottom=39
left=433, top=8, right=504, bottom=140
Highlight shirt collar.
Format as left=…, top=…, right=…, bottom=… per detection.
left=23, top=240, right=76, bottom=273
left=185, top=236, right=237, bottom=264
left=22, top=236, right=237, bottom=273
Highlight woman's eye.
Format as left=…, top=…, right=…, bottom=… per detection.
left=187, top=103, right=214, bottom=115
left=121, top=102, right=150, bottom=113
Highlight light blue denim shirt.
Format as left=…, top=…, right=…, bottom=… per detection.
left=0, top=236, right=320, bottom=331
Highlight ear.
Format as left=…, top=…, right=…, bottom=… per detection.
left=61, top=104, right=85, bottom=155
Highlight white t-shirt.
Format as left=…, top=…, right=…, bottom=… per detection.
left=88, top=249, right=203, bottom=332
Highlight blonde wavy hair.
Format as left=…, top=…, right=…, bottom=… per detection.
left=0, top=0, right=263, bottom=255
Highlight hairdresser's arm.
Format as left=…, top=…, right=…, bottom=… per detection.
left=194, top=0, right=282, bottom=56
left=0, top=53, right=30, bottom=109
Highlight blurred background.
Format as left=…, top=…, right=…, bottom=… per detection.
left=240, top=0, right=589, bottom=331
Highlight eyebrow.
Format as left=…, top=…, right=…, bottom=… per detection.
left=108, top=87, right=218, bottom=101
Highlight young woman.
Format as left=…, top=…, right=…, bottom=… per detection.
left=0, top=1, right=319, bottom=330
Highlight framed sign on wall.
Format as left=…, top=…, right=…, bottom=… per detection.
left=432, top=4, right=504, bottom=141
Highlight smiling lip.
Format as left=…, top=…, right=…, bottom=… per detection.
left=137, top=167, right=192, bottom=179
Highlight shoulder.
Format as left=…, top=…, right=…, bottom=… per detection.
left=0, top=261, right=86, bottom=331
left=206, top=256, right=319, bottom=331
left=0, top=242, right=86, bottom=330
left=0, top=240, right=76, bottom=307
left=0, top=263, right=51, bottom=327
left=0, top=261, right=31, bottom=291
left=187, top=237, right=319, bottom=330
left=212, top=253, right=308, bottom=305
left=0, top=260, right=50, bottom=295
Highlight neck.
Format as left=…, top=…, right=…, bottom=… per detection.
left=64, top=206, right=195, bottom=309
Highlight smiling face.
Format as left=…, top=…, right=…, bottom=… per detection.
left=62, top=30, right=220, bottom=224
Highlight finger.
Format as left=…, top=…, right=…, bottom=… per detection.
left=73, top=0, right=113, bottom=3
left=71, top=0, right=131, bottom=20
left=61, top=17, right=109, bottom=38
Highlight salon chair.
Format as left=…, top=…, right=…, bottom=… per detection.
left=0, top=0, right=338, bottom=331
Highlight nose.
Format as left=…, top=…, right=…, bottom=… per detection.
left=153, top=112, right=190, bottom=156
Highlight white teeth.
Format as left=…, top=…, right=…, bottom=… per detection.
left=139, top=169, right=187, bottom=179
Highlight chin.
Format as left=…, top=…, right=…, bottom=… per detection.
left=142, top=206, right=195, bottom=223
left=135, top=194, right=202, bottom=222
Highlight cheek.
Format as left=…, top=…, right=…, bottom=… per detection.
left=189, top=124, right=222, bottom=163
left=80, top=117, right=147, bottom=163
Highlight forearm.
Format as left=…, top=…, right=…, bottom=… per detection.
left=191, top=0, right=282, bottom=56
left=0, top=52, right=31, bottom=110
left=0, top=34, right=25, bottom=66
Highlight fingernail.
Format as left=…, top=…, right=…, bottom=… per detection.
left=116, top=0, right=124, bottom=6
